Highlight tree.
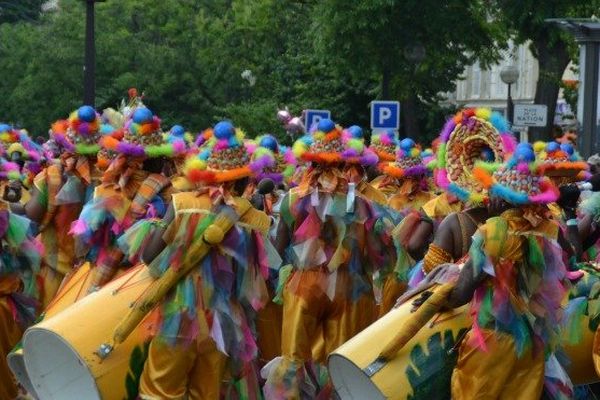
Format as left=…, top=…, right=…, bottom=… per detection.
left=495, top=0, right=600, bottom=141
left=312, top=0, right=508, bottom=140
left=0, top=0, right=45, bottom=24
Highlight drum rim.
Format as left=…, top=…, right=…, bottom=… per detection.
left=23, top=327, right=101, bottom=400
left=7, top=350, right=40, bottom=399
left=327, top=353, right=386, bottom=400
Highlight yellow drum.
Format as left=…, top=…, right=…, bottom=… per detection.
left=23, top=264, right=153, bottom=400
left=7, top=262, right=94, bottom=397
left=329, top=281, right=599, bottom=400
left=328, top=285, right=470, bottom=400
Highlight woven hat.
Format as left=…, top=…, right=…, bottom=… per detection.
left=474, top=143, right=559, bottom=205
left=369, top=130, right=397, bottom=162
left=292, top=119, right=378, bottom=166
left=100, top=106, right=185, bottom=158
left=434, top=108, right=516, bottom=203
left=247, top=134, right=296, bottom=184
left=380, top=138, right=428, bottom=179
left=538, top=141, right=589, bottom=184
left=185, top=121, right=272, bottom=184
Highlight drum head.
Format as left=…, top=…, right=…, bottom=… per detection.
left=328, top=354, right=385, bottom=400
left=7, top=350, right=39, bottom=399
left=23, top=328, right=101, bottom=400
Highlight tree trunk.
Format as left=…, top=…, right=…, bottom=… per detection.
left=401, top=94, right=419, bottom=139
left=529, top=38, right=571, bottom=142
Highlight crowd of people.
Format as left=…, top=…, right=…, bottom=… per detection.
left=1, top=90, right=600, bottom=400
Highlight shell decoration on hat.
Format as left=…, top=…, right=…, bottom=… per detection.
left=473, top=142, right=559, bottom=205
left=184, top=121, right=273, bottom=184
left=537, top=141, right=589, bottom=183
left=100, top=106, right=185, bottom=158
left=52, top=105, right=101, bottom=156
left=380, top=138, right=428, bottom=179
left=247, top=134, right=296, bottom=184
left=370, top=129, right=397, bottom=162
left=434, top=108, right=517, bottom=204
left=292, top=119, right=378, bottom=166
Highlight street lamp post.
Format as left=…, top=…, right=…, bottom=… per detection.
left=83, top=0, right=105, bottom=106
left=500, top=65, right=519, bottom=125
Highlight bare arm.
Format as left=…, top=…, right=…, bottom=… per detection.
left=141, top=204, right=174, bottom=265
left=406, top=219, right=433, bottom=260
left=446, top=260, right=484, bottom=308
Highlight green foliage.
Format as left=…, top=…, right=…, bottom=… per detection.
left=0, top=0, right=45, bottom=24
left=0, top=0, right=509, bottom=143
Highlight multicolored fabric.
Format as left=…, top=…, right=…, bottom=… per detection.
left=468, top=208, right=568, bottom=356
left=71, top=170, right=171, bottom=288
left=144, top=191, right=270, bottom=365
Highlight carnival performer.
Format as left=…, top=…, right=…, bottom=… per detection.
left=263, top=119, right=396, bottom=399
left=135, top=120, right=273, bottom=399
left=373, top=137, right=434, bottom=315
left=445, top=143, right=568, bottom=399
left=246, top=134, right=296, bottom=366
left=70, top=105, right=185, bottom=292
left=9, top=106, right=103, bottom=308
left=0, top=158, right=42, bottom=400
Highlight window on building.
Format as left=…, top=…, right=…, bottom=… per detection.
left=471, top=62, right=481, bottom=98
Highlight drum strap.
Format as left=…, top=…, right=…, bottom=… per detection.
left=128, top=173, right=171, bottom=219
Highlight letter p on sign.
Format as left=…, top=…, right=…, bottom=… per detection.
left=371, top=101, right=400, bottom=130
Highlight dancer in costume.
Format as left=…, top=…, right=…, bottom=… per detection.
left=71, top=105, right=185, bottom=292
left=374, top=137, right=434, bottom=315
left=263, top=119, right=396, bottom=399
left=445, top=143, right=567, bottom=399
left=0, top=158, right=42, bottom=400
left=135, top=120, right=273, bottom=399
left=9, top=107, right=103, bottom=308
left=246, top=134, right=296, bottom=366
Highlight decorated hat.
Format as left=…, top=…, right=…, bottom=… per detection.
left=369, top=130, right=397, bottom=162
left=538, top=141, right=589, bottom=183
left=51, top=106, right=102, bottom=156
left=247, top=134, right=297, bottom=184
left=0, top=158, right=21, bottom=182
left=380, top=138, right=428, bottom=179
left=292, top=119, right=377, bottom=166
left=474, top=143, right=559, bottom=205
left=434, top=108, right=516, bottom=204
left=100, top=106, right=185, bottom=158
left=184, top=121, right=272, bottom=184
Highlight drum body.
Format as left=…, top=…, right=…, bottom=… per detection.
left=23, top=264, right=153, bottom=400
left=8, top=262, right=94, bottom=395
left=328, top=285, right=470, bottom=400
left=329, top=281, right=599, bottom=400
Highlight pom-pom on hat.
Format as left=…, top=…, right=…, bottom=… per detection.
left=0, top=124, right=20, bottom=145
left=292, top=119, right=378, bottom=166
left=537, top=141, right=589, bottom=183
left=100, top=106, right=185, bottom=159
left=434, top=108, right=517, bottom=204
left=249, top=134, right=297, bottom=184
left=473, top=142, right=559, bottom=205
left=370, top=130, right=397, bottom=162
left=184, top=121, right=270, bottom=184
left=381, top=138, right=428, bottom=179
left=0, top=158, right=22, bottom=182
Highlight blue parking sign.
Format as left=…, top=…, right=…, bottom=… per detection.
left=371, top=101, right=400, bottom=130
left=305, top=110, right=331, bottom=132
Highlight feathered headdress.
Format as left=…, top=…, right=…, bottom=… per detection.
left=184, top=121, right=272, bottom=184
left=52, top=106, right=102, bottom=155
left=381, top=138, right=428, bottom=179
left=474, top=143, right=559, bottom=205
left=247, top=134, right=296, bottom=184
left=537, top=141, right=589, bottom=183
left=292, top=119, right=378, bottom=166
left=100, top=107, right=185, bottom=158
left=433, top=108, right=516, bottom=204
left=370, top=129, right=397, bottom=162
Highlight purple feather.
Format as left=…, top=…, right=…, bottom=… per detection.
left=117, top=142, right=146, bottom=157
left=440, top=119, right=456, bottom=142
